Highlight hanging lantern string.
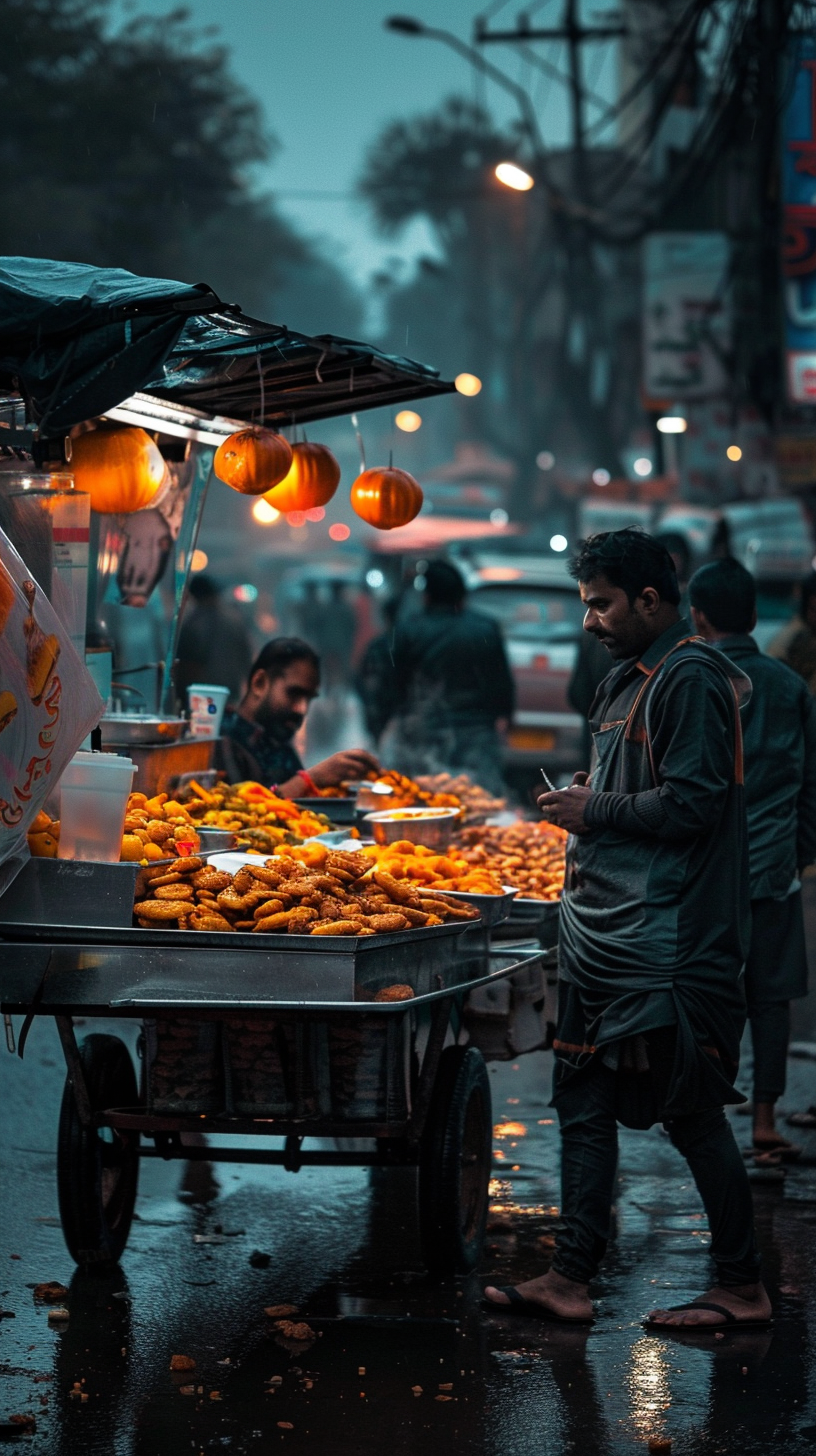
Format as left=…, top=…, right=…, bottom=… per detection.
left=256, top=353, right=266, bottom=425
left=351, top=412, right=366, bottom=473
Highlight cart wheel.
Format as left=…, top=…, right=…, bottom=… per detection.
left=419, top=1045, right=492, bottom=1276
left=57, top=1034, right=140, bottom=1269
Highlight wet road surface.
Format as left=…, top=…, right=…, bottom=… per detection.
left=4, top=905, right=816, bottom=1452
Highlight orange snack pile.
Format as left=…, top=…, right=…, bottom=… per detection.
left=27, top=792, right=201, bottom=865
left=133, top=843, right=480, bottom=935
left=456, top=820, right=567, bottom=901
left=359, top=839, right=505, bottom=895
left=180, top=779, right=330, bottom=847
left=372, top=769, right=461, bottom=810
left=120, top=792, right=201, bottom=863
left=415, top=772, right=506, bottom=823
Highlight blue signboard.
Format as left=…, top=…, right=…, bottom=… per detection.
left=783, top=36, right=816, bottom=403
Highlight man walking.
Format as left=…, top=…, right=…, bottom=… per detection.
left=689, top=557, right=816, bottom=1165
left=484, top=529, right=769, bottom=1329
left=389, top=560, right=514, bottom=792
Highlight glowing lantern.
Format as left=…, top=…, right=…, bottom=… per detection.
left=213, top=428, right=292, bottom=496
left=263, top=442, right=341, bottom=514
left=350, top=467, right=423, bottom=530
left=70, top=426, right=167, bottom=514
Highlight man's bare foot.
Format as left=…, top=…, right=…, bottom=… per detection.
left=483, top=1268, right=594, bottom=1321
left=646, top=1282, right=772, bottom=1328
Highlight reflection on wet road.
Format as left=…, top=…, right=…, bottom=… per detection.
left=3, top=1020, right=816, bottom=1453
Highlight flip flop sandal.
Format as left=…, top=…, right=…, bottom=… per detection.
left=482, top=1285, right=595, bottom=1325
left=786, top=1107, right=816, bottom=1128
left=643, top=1301, right=772, bottom=1332
left=748, top=1162, right=786, bottom=1184
left=752, top=1139, right=802, bottom=1162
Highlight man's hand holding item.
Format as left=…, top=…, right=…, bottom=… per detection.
left=537, top=771, right=592, bottom=834
left=305, top=749, right=380, bottom=790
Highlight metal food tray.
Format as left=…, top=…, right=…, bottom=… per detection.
left=0, top=917, right=481, bottom=1009
left=505, top=895, right=560, bottom=928
left=425, top=885, right=517, bottom=928
left=293, top=796, right=356, bottom=826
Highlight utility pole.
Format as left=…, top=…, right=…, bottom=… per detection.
left=475, top=3, right=629, bottom=481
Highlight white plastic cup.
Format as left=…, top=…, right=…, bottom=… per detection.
left=58, top=751, right=136, bottom=863
left=187, top=683, right=230, bottom=739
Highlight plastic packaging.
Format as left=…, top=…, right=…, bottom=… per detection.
left=58, top=751, right=135, bottom=862
left=0, top=524, right=103, bottom=894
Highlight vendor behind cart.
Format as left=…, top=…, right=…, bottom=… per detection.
left=217, top=638, right=379, bottom=795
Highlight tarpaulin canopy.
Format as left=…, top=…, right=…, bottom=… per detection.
left=0, top=257, right=453, bottom=436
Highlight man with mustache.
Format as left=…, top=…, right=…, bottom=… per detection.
left=218, top=637, right=378, bottom=795
left=484, top=528, right=769, bottom=1331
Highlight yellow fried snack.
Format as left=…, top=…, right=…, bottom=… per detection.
left=153, top=882, right=194, bottom=901
left=134, top=899, right=194, bottom=921
left=310, top=920, right=360, bottom=936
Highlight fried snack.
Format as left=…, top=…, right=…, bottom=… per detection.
left=371, top=769, right=461, bottom=811
left=415, top=771, right=506, bottom=824
left=373, top=984, right=415, bottom=1002
left=134, top=899, right=194, bottom=921
left=360, top=841, right=505, bottom=895
left=310, top=920, right=360, bottom=936
left=133, top=846, right=480, bottom=935
left=455, top=819, right=567, bottom=901
left=178, top=779, right=331, bottom=843
left=367, top=912, right=409, bottom=932
left=153, top=882, right=194, bottom=901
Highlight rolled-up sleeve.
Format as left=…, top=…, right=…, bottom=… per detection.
left=583, top=668, right=735, bottom=841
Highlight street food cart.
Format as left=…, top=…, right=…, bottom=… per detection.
left=0, top=258, right=552, bottom=1277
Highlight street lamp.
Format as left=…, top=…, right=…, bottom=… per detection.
left=495, top=161, right=535, bottom=191
left=656, top=416, right=687, bottom=434
left=384, top=15, right=546, bottom=159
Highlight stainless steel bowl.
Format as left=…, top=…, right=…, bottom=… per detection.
left=196, top=828, right=238, bottom=853
left=363, top=806, right=462, bottom=850
left=424, top=885, right=518, bottom=927
left=100, top=715, right=188, bottom=746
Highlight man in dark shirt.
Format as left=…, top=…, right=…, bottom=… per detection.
left=689, top=558, right=816, bottom=1165
left=485, top=529, right=769, bottom=1330
left=176, top=574, right=254, bottom=708
left=390, top=561, right=515, bottom=793
left=218, top=638, right=378, bottom=794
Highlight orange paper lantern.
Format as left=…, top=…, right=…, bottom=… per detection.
left=350, top=467, right=423, bottom=530
left=71, top=426, right=167, bottom=514
left=213, top=428, right=292, bottom=496
left=264, top=442, right=341, bottom=513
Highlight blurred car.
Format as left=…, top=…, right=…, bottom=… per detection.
left=457, top=553, right=585, bottom=780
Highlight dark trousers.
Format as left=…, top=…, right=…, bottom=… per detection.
left=748, top=1001, right=790, bottom=1104
left=552, top=1057, right=761, bottom=1287
left=745, top=891, right=808, bottom=1105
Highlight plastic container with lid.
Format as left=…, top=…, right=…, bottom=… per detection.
left=57, top=751, right=136, bottom=863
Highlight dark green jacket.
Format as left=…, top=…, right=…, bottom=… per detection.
left=557, top=619, right=752, bottom=1120
left=713, top=634, right=816, bottom=899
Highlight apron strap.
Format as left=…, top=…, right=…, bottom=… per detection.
left=625, top=636, right=743, bottom=787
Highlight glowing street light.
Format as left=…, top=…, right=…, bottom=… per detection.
left=495, top=161, right=535, bottom=192
left=536, top=450, right=555, bottom=471
left=550, top=534, right=568, bottom=552
left=592, top=468, right=611, bottom=487
left=633, top=457, right=653, bottom=478
left=726, top=444, right=742, bottom=462
left=252, top=499, right=280, bottom=525
left=190, top=549, right=208, bottom=571
left=455, top=372, right=482, bottom=396
left=656, top=416, right=687, bottom=434
left=395, top=409, right=422, bottom=432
